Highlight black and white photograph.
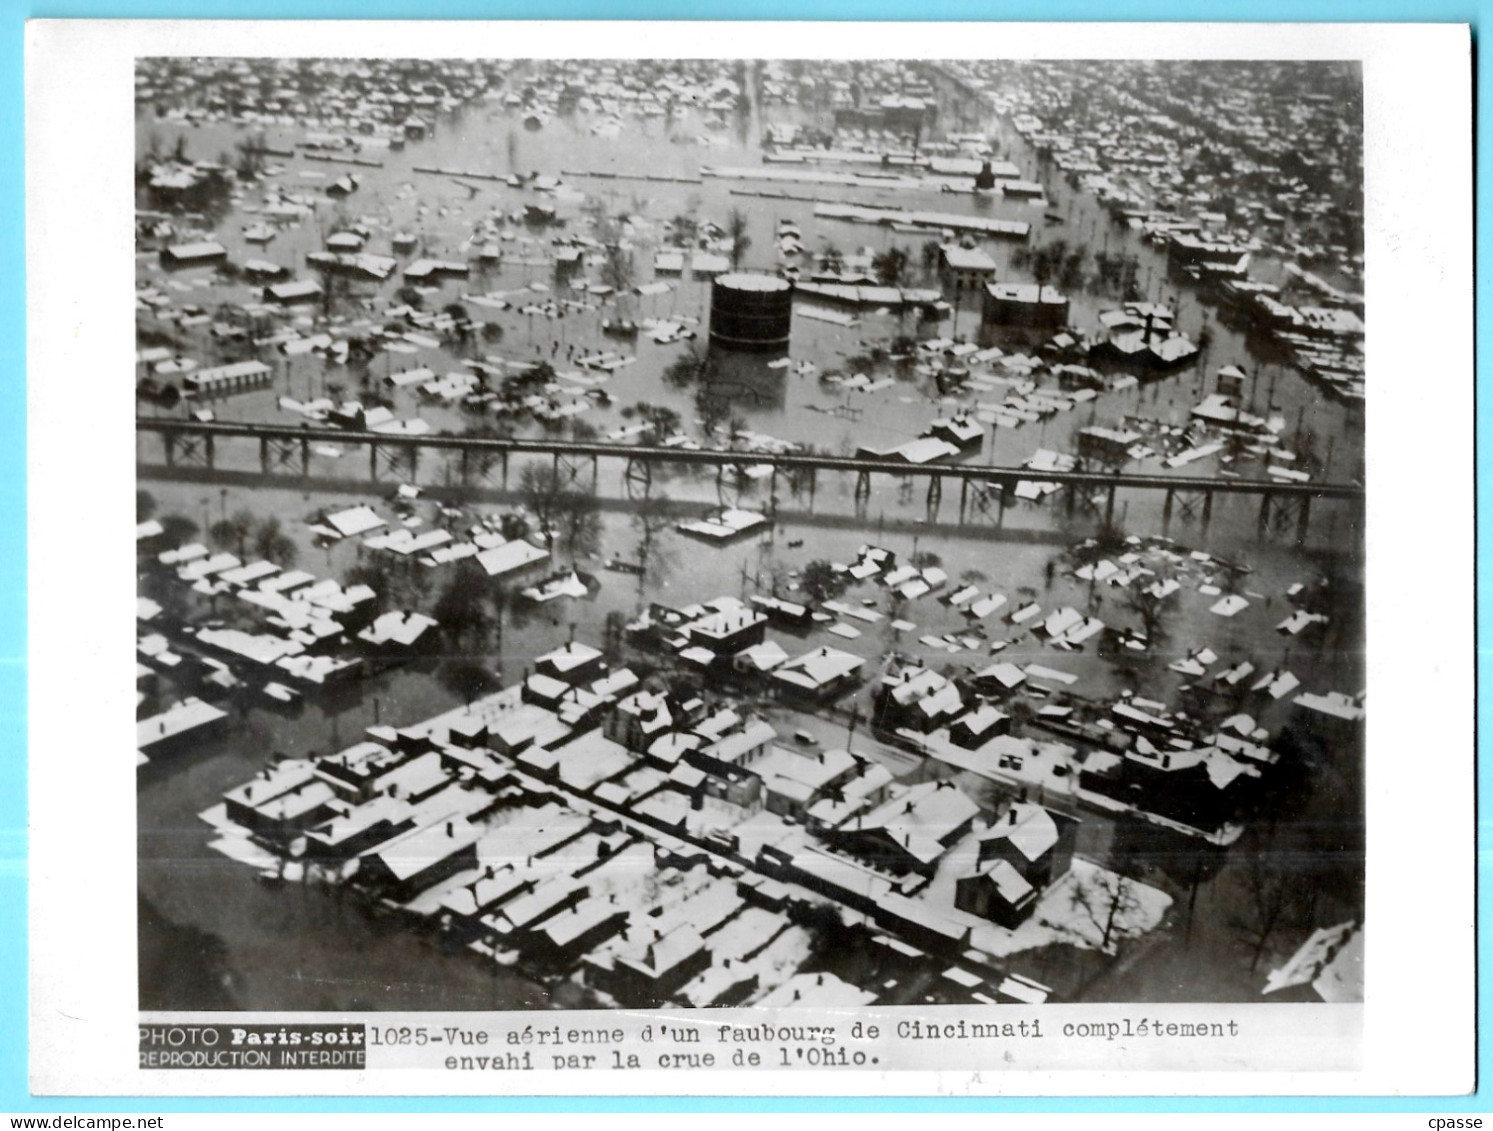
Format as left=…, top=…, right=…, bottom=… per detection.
left=24, top=19, right=1475, bottom=1096
left=131, top=52, right=1368, bottom=1016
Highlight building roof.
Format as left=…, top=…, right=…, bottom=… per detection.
left=358, top=610, right=439, bottom=648
left=772, top=646, right=864, bottom=691
left=984, top=802, right=1062, bottom=862
left=701, top=719, right=777, bottom=765
left=846, top=781, right=980, bottom=866
left=973, top=858, right=1034, bottom=904
left=756, top=971, right=877, bottom=1008
left=985, top=281, right=1067, bottom=305
left=325, top=505, right=385, bottom=538
left=364, top=817, right=482, bottom=882
left=614, top=922, right=708, bottom=978
left=755, top=745, right=857, bottom=796
left=475, top=538, right=548, bottom=577
left=1293, top=691, right=1365, bottom=723
left=940, top=244, right=998, bottom=272
left=735, top=639, right=790, bottom=672
left=536, top=641, right=603, bottom=676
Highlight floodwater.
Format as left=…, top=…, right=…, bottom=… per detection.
left=137, top=71, right=1364, bottom=1009
left=137, top=89, right=1364, bottom=490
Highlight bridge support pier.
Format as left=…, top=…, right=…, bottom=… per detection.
left=623, top=457, right=652, bottom=500
left=1258, top=491, right=1312, bottom=543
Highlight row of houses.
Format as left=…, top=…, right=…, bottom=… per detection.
left=210, top=624, right=1086, bottom=1004
left=623, top=595, right=867, bottom=702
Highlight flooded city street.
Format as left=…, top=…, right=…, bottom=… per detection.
left=134, top=56, right=1366, bottom=1014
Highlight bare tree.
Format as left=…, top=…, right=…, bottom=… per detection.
left=554, top=490, right=603, bottom=565
left=518, top=462, right=570, bottom=552
left=209, top=508, right=257, bottom=559
left=433, top=560, right=493, bottom=647
left=1122, top=568, right=1177, bottom=650
left=1229, top=847, right=1296, bottom=973
left=725, top=209, right=751, bottom=269
left=253, top=515, right=298, bottom=567
left=632, top=491, right=677, bottom=604
left=1067, top=867, right=1143, bottom=954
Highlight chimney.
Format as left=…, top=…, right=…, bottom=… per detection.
left=445, top=821, right=454, bottom=838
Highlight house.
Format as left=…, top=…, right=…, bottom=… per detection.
left=161, top=240, right=228, bottom=268
left=687, top=719, right=777, bottom=808
left=937, top=244, right=998, bottom=303
left=522, top=672, right=572, bottom=710
left=1077, top=426, right=1142, bottom=467
left=749, top=594, right=813, bottom=630
left=589, top=923, right=713, bottom=1008
left=874, top=665, right=954, bottom=732
left=733, top=639, right=790, bottom=677
left=976, top=802, right=1078, bottom=893
left=356, top=611, right=438, bottom=660
left=980, top=281, right=1069, bottom=333
left=183, top=360, right=273, bottom=398
left=223, top=759, right=322, bottom=830
left=756, top=971, right=876, bottom=1008
left=954, top=860, right=1038, bottom=930
left=1167, top=232, right=1251, bottom=277
left=682, top=602, right=768, bottom=656
left=264, top=278, right=324, bottom=306
left=804, top=762, right=896, bottom=833
left=688, top=713, right=768, bottom=759
left=771, top=646, right=865, bottom=701
left=1079, top=741, right=1260, bottom=834
left=436, top=863, right=536, bottom=938
left=522, top=895, right=630, bottom=970
left=1263, top=921, right=1363, bottom=1002
left=750, top=745, right=860, bottom=821
left=950, top=704, right=1011, bottom=749
left=606, top=690, right=678, bottom=753
left=925, top=414, right=984, bottom=453
left=304, top=795, right=416, bottom=862
left=1090, top=307, right=1200, bottom=373
left=830, top=780, right=980, bottom=876
left=487, top=875, right=586, bottom=935
left=137, top=696, right=229, bottom=760
left=535, top=642, right=606, bottom=686
left=314, top=741, right=409, bottom=800
left=1290, top=691, right=1365, bottom=754
left=527, top=729, right=639, bottom=798
left=357, top=816, right=484, bottom=903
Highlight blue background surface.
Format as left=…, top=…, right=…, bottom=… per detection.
left=2, top=0, right=1483, bottom=1114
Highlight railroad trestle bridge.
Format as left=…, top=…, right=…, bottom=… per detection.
left=137, top=418, right=1364, bottom=544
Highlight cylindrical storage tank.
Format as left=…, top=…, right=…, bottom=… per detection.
left=709, top=273, right=793, bottom=352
